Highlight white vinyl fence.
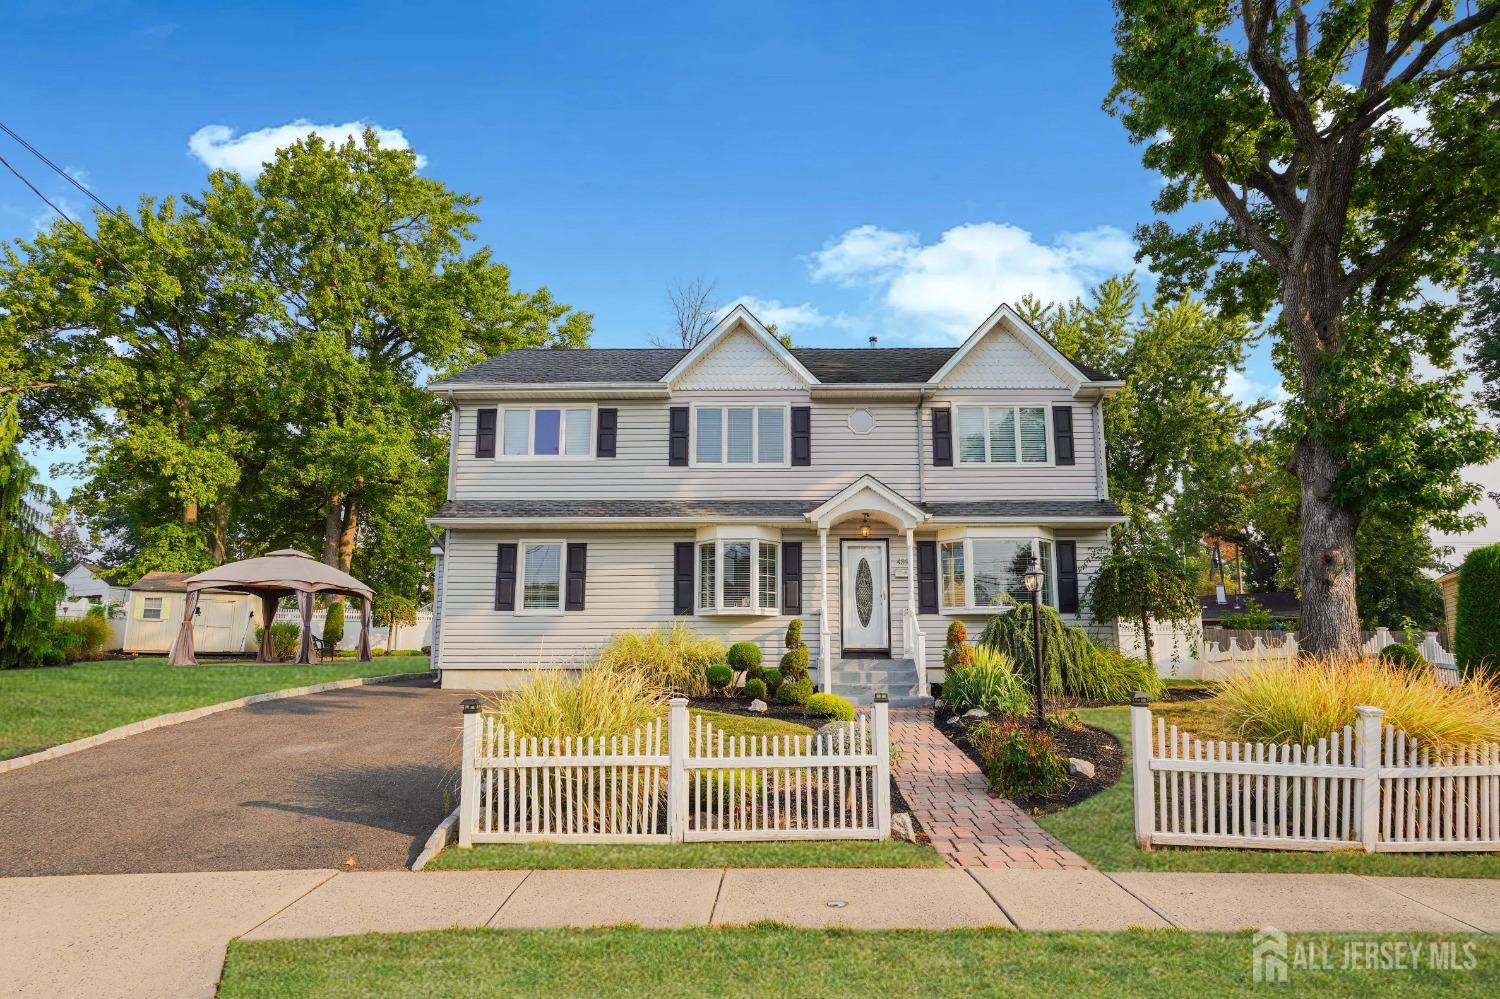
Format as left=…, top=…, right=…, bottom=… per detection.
left=1191, top=627, right=1460, bottom=685
left=1130, top=698, right=1500, bottom=853
left=459, top=696, right=891, bottom=846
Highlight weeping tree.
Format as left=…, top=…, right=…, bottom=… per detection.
left=0, top=402, right=62, bottom=669
left=978, top=601, right=1164, bottom=704
left=1087, top=525, right=1201, bottom=666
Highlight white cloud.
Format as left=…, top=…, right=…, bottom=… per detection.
left=187, top=120, right=426, bottom=176
left=809, top=221, right=1139, bottom=340
left=721, top=295, right=841, bottom=333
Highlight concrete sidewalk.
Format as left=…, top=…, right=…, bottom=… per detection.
left=3, top=869, right=1497, bottom=997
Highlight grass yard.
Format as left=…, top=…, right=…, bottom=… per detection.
left=1038, top=706, right=1500, bottom=878
left=432, top=707, right=944, bottom=870
left=0, top=656, right=430, bottom=760
left=219, top=926, right=1500, bottom=998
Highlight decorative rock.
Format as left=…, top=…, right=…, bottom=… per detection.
left=1069, top=757, right=1096, bottom=779
left=946, top=715, right=965, bottom=727
left=963, top=708, right=989, bottom=719
left=891, top=812, right=916, bottom=843
left=748, top=699, right=768, bottom=713
left=933, top=699, right=945, bottom=709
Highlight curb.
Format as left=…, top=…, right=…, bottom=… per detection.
left=0, top=671, right=434, bottom=777
left=410, top=807, right=461, bottom=871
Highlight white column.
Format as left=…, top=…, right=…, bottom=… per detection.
left=1129, top=693, right=1155, bottom=850
left=667, top=697, right=689, bottom=842
left=818, top=527, right=831, bottom=693
left=904, top=528, right=917, bottom=620
left=458, top=699, right=479, bottom=847
left=1355, top=705, right=1384, bottom=852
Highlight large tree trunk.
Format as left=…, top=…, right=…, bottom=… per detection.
left=322, top=491, right=344, bottom=568
left=337, top=497, right=358, bottom=573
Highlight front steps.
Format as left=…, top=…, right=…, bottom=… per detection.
left=825, top=657, right=932, bottom=708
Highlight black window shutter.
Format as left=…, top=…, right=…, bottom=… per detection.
left=916, top=541, right=939, bottom=614
left=596, top=408, right=618, bottom=458
left=781, top=541, right=802, bottom=614
left=495, top=543, right=517, bottom=611
left=565, top=543, right=587, bottom=611
left=790, top=406, right=811, bottom=466
left=1057, top=541, right=1079, bottom=614
left=668, top=407, right=689, bottom=466
left=1052, top=406, right=1075, bottom=466
left=931, top=408, right=952, bottom=467
left=673, top=542, right=694, bottom=615
left=475, top=408, right=497, bottom=458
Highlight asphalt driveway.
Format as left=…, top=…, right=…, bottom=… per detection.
left=0, top=677, right=471, bottom=876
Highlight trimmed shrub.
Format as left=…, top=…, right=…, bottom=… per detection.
left=1380, top=642, right=1427, bottom=672
left=779, top=643, right=810, bottom=679
left=785, top=618, right=803, bottom=649
left=762, top=667, right=784, bottom=698
left=776, top=676, right=814, bottom=706
left=484, top=667, right=666, bottom=741
left=743, top=678, right=767, bottom=702
left=727, top=641, right=762, bottom=677
left=946, top=620, right=967, bottom=647
left=1215, top=653, right=1500, bottom=749
left=253, top=622, right=302, bottom=660
left=1456, top=544, right=1500, bottom=678
left=942, top=646, right=1028, bottom=715
left=705, top=662, right=733, bottom=693
left=322, top=599, right=345, bottom=645
left=55, top=612, right=110, bottom=660
left=595, top=623, right=726, bottom=697
left=949, top=642, right=975, bottom=670
left=807, top=692, right=855, bottom=721
left=968, top=718, right=1068, bottom=798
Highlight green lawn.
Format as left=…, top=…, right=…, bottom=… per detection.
left=0, top=656, right=430, bottom=760
left=1038, top=707, right=1500, bottom=878
left=219, top=927, right=1500, bottom=998
left=429, top=840, right=944, bottom=870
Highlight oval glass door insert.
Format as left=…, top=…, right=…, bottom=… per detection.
left=855, top=558, right=874, bottom=627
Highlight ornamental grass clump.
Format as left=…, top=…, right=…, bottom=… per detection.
left=594, top=623, right=725, bottom=697
left=942, top=645, right=1028, bottom=716
left=482, top=667, right=667, bottom=741
left=1214, top=653, right=1500, bottom=750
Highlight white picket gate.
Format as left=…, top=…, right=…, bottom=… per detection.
left=459, top=696, right=891, bottom=846
left=1130, top=698, right=1500, bottom=853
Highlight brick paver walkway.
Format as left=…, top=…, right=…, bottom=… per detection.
left=891, top=708, right=1091, bottom=870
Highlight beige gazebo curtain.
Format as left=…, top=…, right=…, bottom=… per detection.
left=168, top=549, right=376, bottom=666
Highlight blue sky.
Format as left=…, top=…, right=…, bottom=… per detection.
left=6, top=0, right=1287, bottom=497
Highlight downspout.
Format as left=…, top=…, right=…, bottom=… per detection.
left=914, top=387, right=927, bottom=505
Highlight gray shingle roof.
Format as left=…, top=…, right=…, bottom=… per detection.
left=430, top=345, right=1118, bottom=387
left=432, top=498, right=1125, bottom=521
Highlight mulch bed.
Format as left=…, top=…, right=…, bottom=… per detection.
left=934, top=705, right=1123, bottom=816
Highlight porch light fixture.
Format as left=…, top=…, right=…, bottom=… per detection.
left=858, top=513, right=871, bottom=538
left=1023, top=555, right=1045, bottom=727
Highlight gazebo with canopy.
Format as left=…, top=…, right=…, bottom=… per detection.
left=167, top=549, right=374, bottom=666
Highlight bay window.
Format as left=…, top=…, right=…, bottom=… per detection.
left=956, top=405, right=1049, bottom=464
left=695, top=526, right=780, bottom=614
left=938, top=531, right=1056, bottom=611
left=692, top=405, right=789, bottom=467
left=500, top=407, right=595, bottom=459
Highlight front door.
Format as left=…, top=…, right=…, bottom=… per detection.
left=841, top=540, right=889, bottom=652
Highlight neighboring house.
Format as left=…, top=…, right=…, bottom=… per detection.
left=1200, top=590, right=1301, bottom=629
left=121, top=572, right=257, bottom=655
left=58, top=561, right=130, bottom=607
left=425, top=304, right=1127, bottom=700
left=1435, top=568, right=1460, bottom=643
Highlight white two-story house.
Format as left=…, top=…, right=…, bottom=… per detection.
left=426, top=304, right=1126, bottom=702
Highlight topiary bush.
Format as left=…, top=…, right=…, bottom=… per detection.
left=743, top=678, right=767, bottom=702
left=762, top=667, right=784, bottom=698
left=1380, top=641, right=1427, bottom=672
left=807, top=692, right=855, bottom=721
left=779, top=643, right=810, bottom=679
left=968, top=718, right=1068, bottom=799
left=946, top=619, right=967, bottom=647
left=1456, top=543, right=1500, bottom=678
left=322, top=599, right=345, bottom=646
left=776, top=675, right=813, bottom=706
left=949, top=642, right=975, bottom=670
left=785, top=617, right=803, bottom=649
left=704, top=662, right=733, bottom=694
left=727, top=641, right=762, bottom=677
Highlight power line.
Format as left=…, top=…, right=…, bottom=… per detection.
left=0, top=120, right=116, bottom=219
left=0, top=150, right=146, bottom=288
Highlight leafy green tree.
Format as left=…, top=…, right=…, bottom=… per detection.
left=1, top=402, right=61, bottom=668
left=1019, top=274, right=1261, bottom=523
left=1109, top=0, right=1500, bottom=654
left=1087, top=523, right=1201, bottom=664
left=1465, top=234, right=1500, bottom=413
left=1456, top=543, right=1500, bottom=676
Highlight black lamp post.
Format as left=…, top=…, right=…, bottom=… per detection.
left=1022, top=554, right=1045, bottom=727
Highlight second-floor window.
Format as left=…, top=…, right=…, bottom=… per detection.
left=956, top=405, right=1049, bottom=464
left=501, top=407, right=594, bottom=459
left=692, top=405, right=788, bottom=466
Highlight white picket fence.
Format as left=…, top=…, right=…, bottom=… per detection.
left=1197, top=627, right=1460, bottom=685
left=1130, top=700, right=1500, bottom=853
left=458, top=696, right=891, bottom=846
